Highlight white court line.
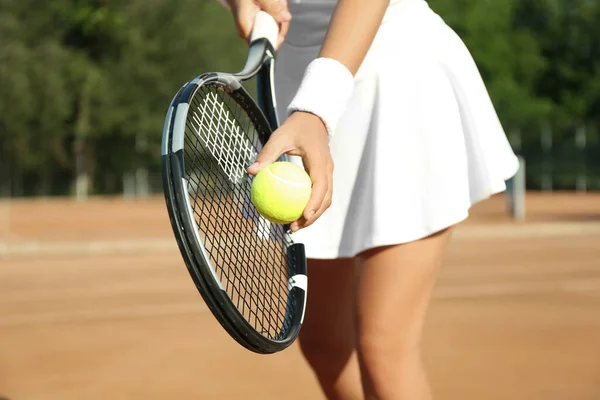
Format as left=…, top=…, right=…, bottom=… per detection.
left=0, top=238, right=177, bottom=257
left=2, top=278, right=599, bottom=328
left=435, top=278, right=600, bottom=299
left=0, top=303, right=204, bottom=328
left=1, top=221, right=600, bottom=258
left=452, top=221, right=600, bottom=240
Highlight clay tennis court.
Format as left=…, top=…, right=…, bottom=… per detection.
left=1, top=193, right=599, bottom=399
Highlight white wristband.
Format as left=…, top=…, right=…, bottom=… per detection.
left=287, top=58, right=355, bottom=139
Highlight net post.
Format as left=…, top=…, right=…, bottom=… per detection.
left=123, top=171, right=136, bottom=199
left=576, top=123, right=587, bottom=193
left=506, top=155, right=526, bottom=221
left=541, top=123, right=553, bottom=193
left=135, top=168, right=150, bottom=197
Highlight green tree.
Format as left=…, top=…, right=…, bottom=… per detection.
left=429, top=0, right=553, bottom=131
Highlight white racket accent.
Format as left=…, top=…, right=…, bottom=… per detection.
left=249, top=11, right=279, bottom=49
left=189, top=91, right=257, bottom=184
left=288, top=274, right=307, bottom=292
left=161, top=105, right=174, bottom=155
left=289, top=274, right=308, bottom=324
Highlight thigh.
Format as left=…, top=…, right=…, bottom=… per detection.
left=355, top=228, right=454, bottom=350
left=299, top=258, right=357, bottom=350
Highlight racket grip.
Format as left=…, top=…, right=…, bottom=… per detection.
left=250, top=11, right=279, bottom=50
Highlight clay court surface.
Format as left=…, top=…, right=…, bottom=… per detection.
left=1, top=193, right=599, bottom=399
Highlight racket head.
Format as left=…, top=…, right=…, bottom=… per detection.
left=161, top=72, right=307, bottom=354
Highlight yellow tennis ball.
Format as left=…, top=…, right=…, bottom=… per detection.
left=251, top=161, right=312, bottom=224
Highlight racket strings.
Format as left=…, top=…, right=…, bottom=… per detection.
left=190, top=90, right=255, bottom=185
left=183, top=83, right=296, bottom=339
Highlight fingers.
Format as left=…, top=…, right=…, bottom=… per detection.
left=258, top=0, right=291, bottom=49
left=306, top=162, right=334, bottom=225
left=232, top=0, right=291, bottom=45
left=247, top=131, right=293, bottom=175
left=277, top=21, right=289, bottom=49
left=258, top=0, right=292, bottom=24
left=249, top=112, right=332, bottom=232
left=290, top=159, right=333, bottom=232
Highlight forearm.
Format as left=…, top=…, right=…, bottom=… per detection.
left=319, top=0, right=389, bottom=75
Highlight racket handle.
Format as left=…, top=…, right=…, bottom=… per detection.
left=250, top=11, right=279, bottom=50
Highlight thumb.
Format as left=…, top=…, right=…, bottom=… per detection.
left=258, top=0, right=292, bottom=23
left=248, top=135, right=290, bottom=175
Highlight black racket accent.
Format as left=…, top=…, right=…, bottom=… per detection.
left=161, top=71, right=307, bottom=354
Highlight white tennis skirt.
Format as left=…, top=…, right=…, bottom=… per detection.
left=274, top=0, right=520, bottom=259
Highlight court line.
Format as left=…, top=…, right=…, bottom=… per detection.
left=0, top=303, right=204, bottom=328
left=2, top=221, right=600, bottom=258
left=0, top=238, right=178, bottom=257
left=452, top=221, right=600, bottom=240
left=2, top=278, right=599, bottom=328
left=434, top=278, right=600, bottom=299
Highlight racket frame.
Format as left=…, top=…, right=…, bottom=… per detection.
left=161, top=36, right=307, bottom=354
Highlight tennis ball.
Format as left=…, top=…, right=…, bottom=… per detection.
left=251, top=161, right=312, bottom=224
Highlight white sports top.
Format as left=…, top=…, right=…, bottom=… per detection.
left=286, top=0, right=419, bottom=47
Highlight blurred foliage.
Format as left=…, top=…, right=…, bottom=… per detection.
left=429, top=0, right=600, bottom=189
left=0, top=0, right=599, bottom=196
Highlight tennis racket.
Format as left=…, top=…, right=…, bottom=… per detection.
left=160, top=11, right=307, bottom=354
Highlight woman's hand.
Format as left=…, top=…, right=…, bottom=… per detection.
left=248, top=112, right=333, bottom=233
left=226, top=0, right=291, bottom=49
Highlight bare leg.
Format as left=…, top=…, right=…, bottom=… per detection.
left=355, top=228, right=454, bottom=400
left=299, top=258, right=363, bottom=400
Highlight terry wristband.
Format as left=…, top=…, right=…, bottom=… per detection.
left=287, top=57, right=355, bottom=139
